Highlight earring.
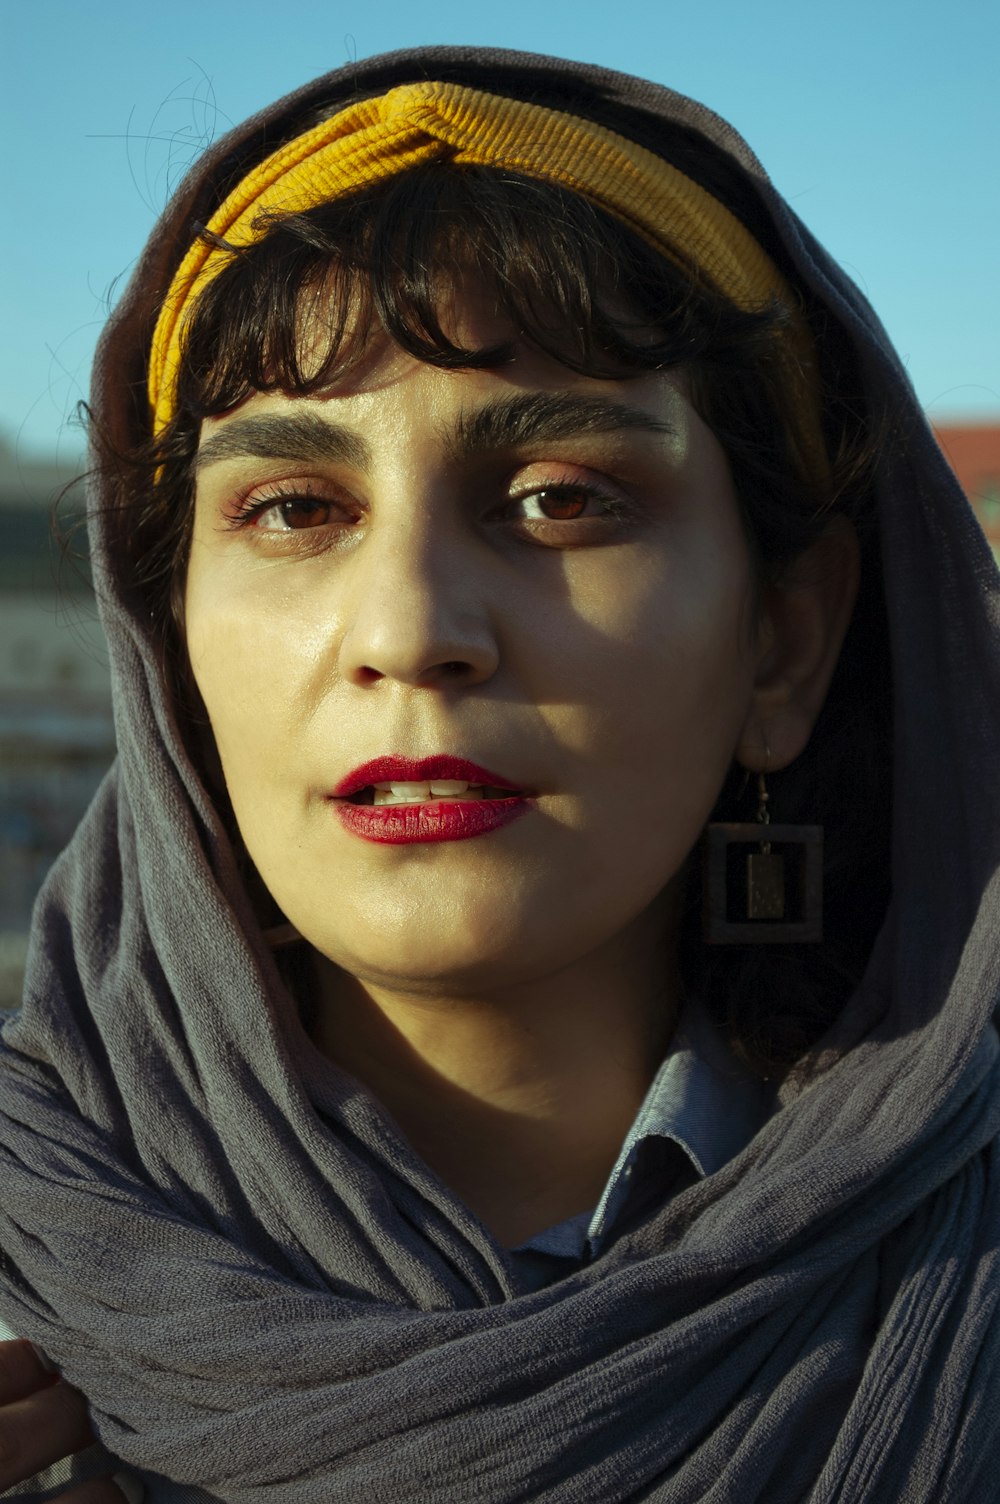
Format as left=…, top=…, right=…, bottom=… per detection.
left=703, top=770, right=823, bottom=944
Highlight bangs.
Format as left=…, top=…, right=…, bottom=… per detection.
left=175, top=163, right=782, bottom=422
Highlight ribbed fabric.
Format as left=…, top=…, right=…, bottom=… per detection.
left=147, top=81, right=822, bottom=473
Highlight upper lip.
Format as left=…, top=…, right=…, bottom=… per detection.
left=331, top=755, right=526, bottom=798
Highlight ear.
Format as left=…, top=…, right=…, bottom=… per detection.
left=736, top=514, right=861, bottom=772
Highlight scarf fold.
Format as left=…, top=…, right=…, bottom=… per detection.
left=1, top=46, right=998, bottom=1503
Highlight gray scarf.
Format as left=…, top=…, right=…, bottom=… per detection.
left=1, top=47, right=998, bottom=1502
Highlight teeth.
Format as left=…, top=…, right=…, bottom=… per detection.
left=372, top=780, right=485, bottom=806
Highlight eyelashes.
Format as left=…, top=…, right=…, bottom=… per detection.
left=219, top=475, right=634, bottom=545
left=221, top=479, right=350, bottom=533
left=509, top=483, right=629, bottom=524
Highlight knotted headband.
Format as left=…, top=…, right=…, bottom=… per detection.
left=148, top=80, right=827, bottom=480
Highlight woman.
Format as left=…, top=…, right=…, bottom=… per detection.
left=0, top=45, right=997, bottom=1503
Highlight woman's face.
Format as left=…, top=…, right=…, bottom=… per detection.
left=185, top=293, right=769, bottom=995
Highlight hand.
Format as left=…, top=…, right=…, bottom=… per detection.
left=0, top=1337, right=130, bottom=1500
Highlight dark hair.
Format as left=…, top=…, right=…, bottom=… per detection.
left=96, top=160, right=892, bottom=1075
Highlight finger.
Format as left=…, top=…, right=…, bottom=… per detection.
left=0, top=1338, right=59, bottom=1405
left=0, top=1377, right=96, bottom=1491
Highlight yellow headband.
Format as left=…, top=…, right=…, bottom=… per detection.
left=148, top=81, right=825, bottom=476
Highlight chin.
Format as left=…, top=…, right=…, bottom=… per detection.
left=301, top=909, right=582, bottom=996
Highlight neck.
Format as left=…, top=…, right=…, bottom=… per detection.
left=310, top=908, right=679, bottom=1246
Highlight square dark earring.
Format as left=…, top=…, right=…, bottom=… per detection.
left=703, top=773, right=823, bottom=943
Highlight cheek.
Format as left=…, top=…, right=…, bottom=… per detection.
left=556, top=536, right=756, bottom=750
left=183, top=558, right=314, bottom=788
left=549, top=536, right=757, bottom=874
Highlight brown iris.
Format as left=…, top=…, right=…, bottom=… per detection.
left=535, top=490, right=588, bottom=520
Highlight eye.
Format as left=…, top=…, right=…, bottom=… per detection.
left=254, top=495, right=333, bottom=532
left=222, top=481, right=353, bottom=536
left=515, top=487, right=595, bottom=521
left=506, top=479, right=629, bottom=535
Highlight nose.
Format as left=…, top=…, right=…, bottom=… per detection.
left=336, top=516, right=501, bottom=690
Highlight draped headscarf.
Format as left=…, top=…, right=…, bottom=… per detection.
left=1, top=46, right=998, bottom=1503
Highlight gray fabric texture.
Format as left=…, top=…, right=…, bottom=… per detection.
left=1, top=45, right=999, bottom=1503
left=0, top=1006, right=760, bottom=1497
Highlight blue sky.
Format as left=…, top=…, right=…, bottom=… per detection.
left=4, top=0, right=997, bottom=460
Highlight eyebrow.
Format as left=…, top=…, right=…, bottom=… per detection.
left=193, top=390, right=675, bottom=474
left=195, top=413, right=371, bottom=472
left=448, top=392, right=676, bottom=458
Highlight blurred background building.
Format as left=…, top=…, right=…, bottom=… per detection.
left=934, top=424, right=1000, bottom=565
left=1, top=420, right=998, bottom=1007
left=0, top=435, right=113, bottom=1005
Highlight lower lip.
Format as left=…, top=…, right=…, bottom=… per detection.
left=332, top=796, right=530, bottom=844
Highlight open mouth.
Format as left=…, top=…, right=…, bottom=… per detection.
left=331, top=761, right=532, bottom=844
left=344, top=780, right=523, bottom=806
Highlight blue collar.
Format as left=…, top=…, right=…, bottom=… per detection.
left=515, top=999, right=775, bottom=1262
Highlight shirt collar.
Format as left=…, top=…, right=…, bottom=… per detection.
left=515, top=998, right=775, bottom=1263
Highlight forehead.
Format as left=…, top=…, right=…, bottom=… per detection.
left=171, top=177, right=711, bottom=452
left=289, top=263, right=656, bottom=377
left=195, top=304, right=689, bottom=475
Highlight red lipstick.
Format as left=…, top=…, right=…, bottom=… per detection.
left=329, top=755, right=532, bottom=845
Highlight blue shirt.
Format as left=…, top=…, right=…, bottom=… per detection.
left=508, top=999, right=775, bottom=1291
